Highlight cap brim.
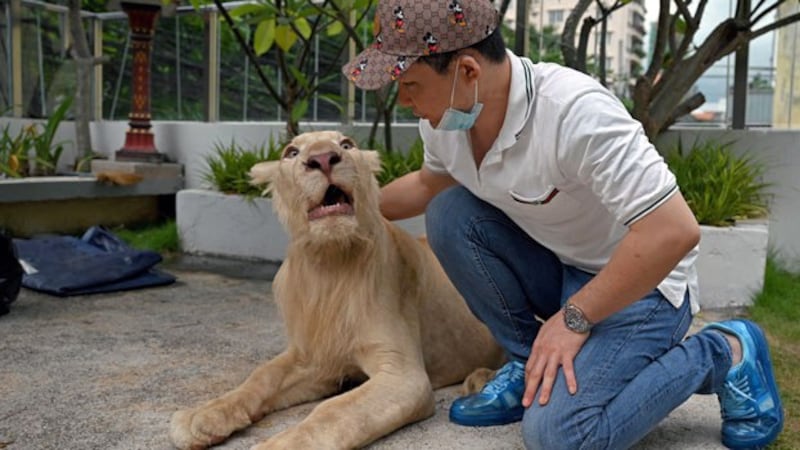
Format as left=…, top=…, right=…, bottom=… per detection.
left=342, top=47, right=419, bottom=90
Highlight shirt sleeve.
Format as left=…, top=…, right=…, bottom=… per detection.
left=555, top=91, right=678, bottom=227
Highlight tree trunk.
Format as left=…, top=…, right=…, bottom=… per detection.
left=598, top=14, right=607, bottom=86
left=68, top=0, right=94, bottom=170
left=561, top=0, right=593, bottom=69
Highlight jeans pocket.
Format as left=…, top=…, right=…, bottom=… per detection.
left=670, top=294, right=692, bottom=344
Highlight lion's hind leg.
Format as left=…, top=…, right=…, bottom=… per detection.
left=461, top=367, right=497, bottom=395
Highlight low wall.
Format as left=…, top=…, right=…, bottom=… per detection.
left=2, top=118, right=798, bottom=271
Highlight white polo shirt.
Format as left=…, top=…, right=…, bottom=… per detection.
left=420, top=51, right=699, bottom=312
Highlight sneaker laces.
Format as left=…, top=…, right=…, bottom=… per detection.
left=720, top=370, right=757, bottom=420
left=482, top=362, right=524, bottom=395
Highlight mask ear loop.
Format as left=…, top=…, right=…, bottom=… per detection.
left=448, top=59, right=461, bottom=106
left=449, top=58, right=479, bottom=108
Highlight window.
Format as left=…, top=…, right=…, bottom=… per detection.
left=548, top=9, right=564, bottom=24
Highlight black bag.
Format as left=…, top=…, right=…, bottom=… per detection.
left=0, top=233, right=24, bottom=316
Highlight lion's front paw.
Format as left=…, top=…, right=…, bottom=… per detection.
left=169, top=403, right=252, bottom=450
left=251, top=427, right=327, bottom=450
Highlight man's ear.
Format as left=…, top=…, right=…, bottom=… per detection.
left=459, top=54, right=482, bottom=83
left=249, top=161, right=280, bottom=193
left=360, top=150, right=383, bottom=174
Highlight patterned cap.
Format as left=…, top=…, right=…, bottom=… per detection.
left=342, top=0, right=499, bottom=90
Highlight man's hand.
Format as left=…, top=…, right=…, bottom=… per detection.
left=522, top=309, right=589, bottom=407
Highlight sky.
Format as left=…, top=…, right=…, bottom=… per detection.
left=644, top=0, right=777, bottom=109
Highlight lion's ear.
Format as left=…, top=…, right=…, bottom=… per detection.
left=249, top=161, right=280, bottom=190
left=360, top=150, right=383, bottom=174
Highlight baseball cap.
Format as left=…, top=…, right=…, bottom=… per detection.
left=342, top=0, right=499, bottom=90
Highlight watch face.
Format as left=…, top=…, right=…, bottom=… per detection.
left=564, top=304, right=590, bottom=333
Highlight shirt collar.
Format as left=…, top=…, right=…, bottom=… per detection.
left=486, top=50, right=536, bottom=162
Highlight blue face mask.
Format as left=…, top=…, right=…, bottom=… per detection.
left=436, top=59, right=483, bottom=131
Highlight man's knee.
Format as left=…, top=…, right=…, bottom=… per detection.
left=522, top=405, right=605, bottom=450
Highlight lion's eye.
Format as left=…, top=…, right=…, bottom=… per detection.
left=283, top=146, right=300, bottom=159
left=339, top=139, right=355, bottom=150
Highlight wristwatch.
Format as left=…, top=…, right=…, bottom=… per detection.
left=563, top=302, right=593, bottom=334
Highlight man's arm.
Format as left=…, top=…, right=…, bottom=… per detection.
left=523, top=192, right=700, bottom=406
left=380, top=166, right=457, bottom=220
left=571, top=191, right=700, bottom=324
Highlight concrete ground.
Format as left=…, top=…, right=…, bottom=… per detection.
left=0, top=255, right=733, bottom=450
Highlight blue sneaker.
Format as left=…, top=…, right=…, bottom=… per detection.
left=704, top=319, right=784, bottom=449
left=449, top=360, right=526, bottom=427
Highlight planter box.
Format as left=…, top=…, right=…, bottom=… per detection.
left=176, top=189, right=426, bottom=262
left=697, top=221, right=769, bottom=309
left=0, top=162, right=183, bottom=237
left=177, top=190, right=768, bottom=309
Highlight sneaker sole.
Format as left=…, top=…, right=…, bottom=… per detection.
left=449, top=407, right=524, bottom=427
left=722, top=320, right=784, bottom=450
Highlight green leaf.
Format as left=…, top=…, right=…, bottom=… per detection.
left=326, top=20, right=344, bottom=37
left=318, top=94, right=345, bottom=115
left=275, top=24, right=298, bottom=51
left=290, top=99, right=309, bottom=123
left=287, top=65, right=310, bottom=88
left=254, top=19, right=276, bottom=56
left=229, top=4, right=264, bottom=18
left=675, top=18, right=687, bottom=34
left=293, top=17, right=312, bottom=40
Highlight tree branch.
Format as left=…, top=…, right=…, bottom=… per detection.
left=212, top=0, right=286, bottom=111
left=575, top=17, right=596, bottom=73
left=751, top=11, right=800, bottom=39
left=561, top=0, right=592, bottom=69
left=497, top=0, right=513, bottom=21
left=645, top=0, right=671, bottom=79
left=662, top=92, right=705, bottom=132
left=750, top=0, right=772, bottom=20
left=673, top=0, right=693, bottom=25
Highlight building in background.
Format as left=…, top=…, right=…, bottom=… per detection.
left=520, top=0, right=647, bottom=97
left=773, top=2, right=800, bottom=128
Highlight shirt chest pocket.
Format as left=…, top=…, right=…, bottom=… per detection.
left=505, top=181, right=583, bottom=224
left=509, top=185, right=560, bottom=205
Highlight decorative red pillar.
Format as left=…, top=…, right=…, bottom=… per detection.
left=116, top=1, right=165, bottom=163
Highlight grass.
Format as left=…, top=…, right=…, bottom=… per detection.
left=749, top=259, right=800, bottom=449
left=111, top=220, right=180, bottom=255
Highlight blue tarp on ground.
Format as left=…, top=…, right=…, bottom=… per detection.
left=13, top=227, right=175, bottom=297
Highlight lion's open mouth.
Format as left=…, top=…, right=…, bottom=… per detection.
left=308, top=184, right=354, bottom=220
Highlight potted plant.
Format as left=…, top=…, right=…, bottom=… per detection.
left=665, top=138, right=771, bottom=309
left=176, top=136, right=426, bottom=261
left=176, top=138, right=285, bottom=261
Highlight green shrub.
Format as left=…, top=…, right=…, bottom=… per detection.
left=665, top=139, right=770, bottom=226
left=376, top=138, right=424, bottom=187
left=0, top=124, right=33, bottom=177
left=113, top=220, right=180, bottom=254
left=0, top=97, right=72, bottom=177
left=202, top=135, right=423, bottom=194
left=29, top=96, right=72, bottom=176
left=202, top=137, right=283, bottom=196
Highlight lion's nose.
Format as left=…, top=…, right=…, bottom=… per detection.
left=305, top=152, right=341, bottom=175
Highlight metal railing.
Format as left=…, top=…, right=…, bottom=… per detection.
left=1, top=0, right=798, bottom=130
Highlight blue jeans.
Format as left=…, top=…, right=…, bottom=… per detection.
left=426, top=186, right=733, bottom=450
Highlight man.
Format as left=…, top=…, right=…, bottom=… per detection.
left=342, top=1, right=784, bottom=448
